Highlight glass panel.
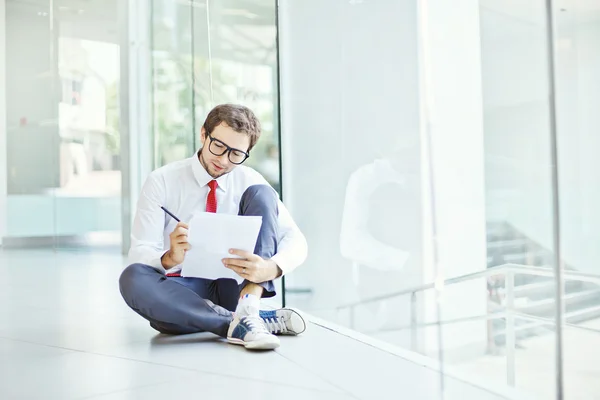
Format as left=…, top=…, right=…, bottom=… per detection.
left=203, top=0, right=280, bottom=193
left=553, top=2, right=600, bottom=399
left=278, top=0, right=441, bottom=394
left=5, top=0, right=60, bottom=242
left=150, top=0, right=282, bottom=302
left=151, top=0, right=196, bottom=167
left=202, top=0, right=281, bottom=302
left=451, top=1, right=558, bottom=397
left=415, top=1, right=492, bottom=396
left=4, top=0, right=121, bottom=248
left=54, top=0, right=122, bottom=247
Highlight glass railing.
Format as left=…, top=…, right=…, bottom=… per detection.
left=335, top=263, right=600, bottom=398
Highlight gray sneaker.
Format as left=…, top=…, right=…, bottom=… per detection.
left=259, top=308, right=306, bottom=335
left=227, top=314, right=281, bottom=350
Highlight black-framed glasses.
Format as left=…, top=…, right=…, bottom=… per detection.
left=206, top=132, right=250, bottom=165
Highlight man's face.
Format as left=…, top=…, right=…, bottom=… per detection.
left=199, top=122, right=251, bottom=179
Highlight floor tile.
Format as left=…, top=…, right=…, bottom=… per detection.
left=0, top=249, right=513, bottom=400
left=0, top=307, right=156, bottom=352
left=276, top=324, right=507, bottom=400
left=0, top=337, right=73, bottom=359
left=0, top=350, right=195, bottom=400
left=93, top=333, right=347, bottom=394
left=85, top=372, right=357, bottom=400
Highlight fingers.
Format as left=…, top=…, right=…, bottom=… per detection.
left=224, top=264, right=258, bottom=283
left=176, top=221, right=189, bottom=229
left=171, top=223, right=189, bottom=244
left=228, top=249, right=253, bottom=259
left=172, top=221, right=189, bottom=234
left=223, top=261, right=254, bottom=274
left=224, top=264, right=244, bottom=274
left=170, top=222, right=190, bottom=258
left=173, top=238, right=190, bottom=248
left=223, top=252, right=265, bottom=281
left=222, top=258, right=252, bottom=268
left=172, top=226, right=188, bottom=238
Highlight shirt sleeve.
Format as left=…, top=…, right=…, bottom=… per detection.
left=127, top=172, right=169, bottom=273
left=271, top=199, right=309, bottom=276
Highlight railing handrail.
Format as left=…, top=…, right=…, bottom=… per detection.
left=361, top=305, right=600, bottom=336
left=336, top=263, right=600, bottom=310
left=505, top=264, right=600, bottom=284
left=335, top=262, right=600, bottom=390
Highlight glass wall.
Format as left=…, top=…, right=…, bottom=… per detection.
left=462, top=0, right=558, bottom=396
left=2, top=0, right=122, bottom=248
left=278, top=0, right=423, bottom=340
left=278, top=0, right=600, bottom=399
left=150, top=0, right=281, bottom=192
left=149, top=0, right=283, bottom=297
left=553, top=1, right=600, bottom=398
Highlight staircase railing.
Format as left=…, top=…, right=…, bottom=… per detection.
left=335, top=263, right=600, bottom=387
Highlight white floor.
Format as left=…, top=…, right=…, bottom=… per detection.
left=0, top=248, right=515, bottom=400
left=456, top=319, right=600, bottom=400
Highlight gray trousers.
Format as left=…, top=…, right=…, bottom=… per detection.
left=119, top=185, right=278, bottom=338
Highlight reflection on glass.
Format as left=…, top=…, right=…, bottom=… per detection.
left=279, top=0, right=422, bottom=351
left=448, top=1, right=558, bottom=397
left=150, top=0, right=283, bottom=298
left=202, top=0, right=280, bottom=192
left=4, top=0, right=121, bottom=243
left=553, top=2, right=600, bottom=399
left=338, top=139, right=421, bottom=336
left=152, top=0, right=281, bottom=197
left=57, top=37, right=121, bottom=197
left=151, top=0, right=195, bottom=167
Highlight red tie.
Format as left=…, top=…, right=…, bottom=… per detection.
left=206, top=180, right=218, bottom=213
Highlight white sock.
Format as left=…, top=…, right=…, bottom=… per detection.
left=235, top=293, right=261, bottom=317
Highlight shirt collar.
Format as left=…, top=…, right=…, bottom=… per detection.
left=191, top=150, right=229, bottom=192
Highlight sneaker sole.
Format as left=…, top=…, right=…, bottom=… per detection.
left=282, top=308, right=307, bottom=335
left=227, top=337, right=280, bottom=350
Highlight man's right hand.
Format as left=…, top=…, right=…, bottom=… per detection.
left=161, top=221, right=190, bottom=268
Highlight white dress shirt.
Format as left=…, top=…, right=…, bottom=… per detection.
left=128, top=152, right=308, bottom=280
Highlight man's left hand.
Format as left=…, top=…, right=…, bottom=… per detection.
left=222, top=249, right=281, bottom=283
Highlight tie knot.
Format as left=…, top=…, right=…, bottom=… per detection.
left=208, top=180, right=218, bottom=190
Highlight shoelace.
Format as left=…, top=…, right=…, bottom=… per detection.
left=263, top=316, right=287, bottom=334
left=242, top=315, right=270, bottom=334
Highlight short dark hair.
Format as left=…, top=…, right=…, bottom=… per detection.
left=203, top=104, right=261, bottom=152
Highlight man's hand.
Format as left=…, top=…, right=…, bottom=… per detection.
left=222, top=249, right=282, bottom=283
left=161, top=221, right=190, bottom=268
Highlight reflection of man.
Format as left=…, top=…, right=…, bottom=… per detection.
left=340, top=158, right=410, bottom=272
left=339, top=142, right=421, bottom=328
left=119, top=104, right=307, bottom=351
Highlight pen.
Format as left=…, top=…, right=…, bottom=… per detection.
left=160, top=206, right=181, bottom=222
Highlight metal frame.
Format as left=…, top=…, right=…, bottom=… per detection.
left=274, top=0, right=286, bottom=308
left=543, top=0, right=564, bottom=398
left=0, top=0, right=6, bottom=246
left=416, top=0, right=446, bottom=391
left=119, top=0, right=153, bottom=255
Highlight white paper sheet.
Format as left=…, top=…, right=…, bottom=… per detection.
left=180, top=212, right=263, bottom=281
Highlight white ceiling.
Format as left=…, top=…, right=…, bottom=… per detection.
left=7, top=0, right=119, bottom=44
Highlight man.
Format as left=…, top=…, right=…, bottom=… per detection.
left=119, top=104, right=308, bottom=350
